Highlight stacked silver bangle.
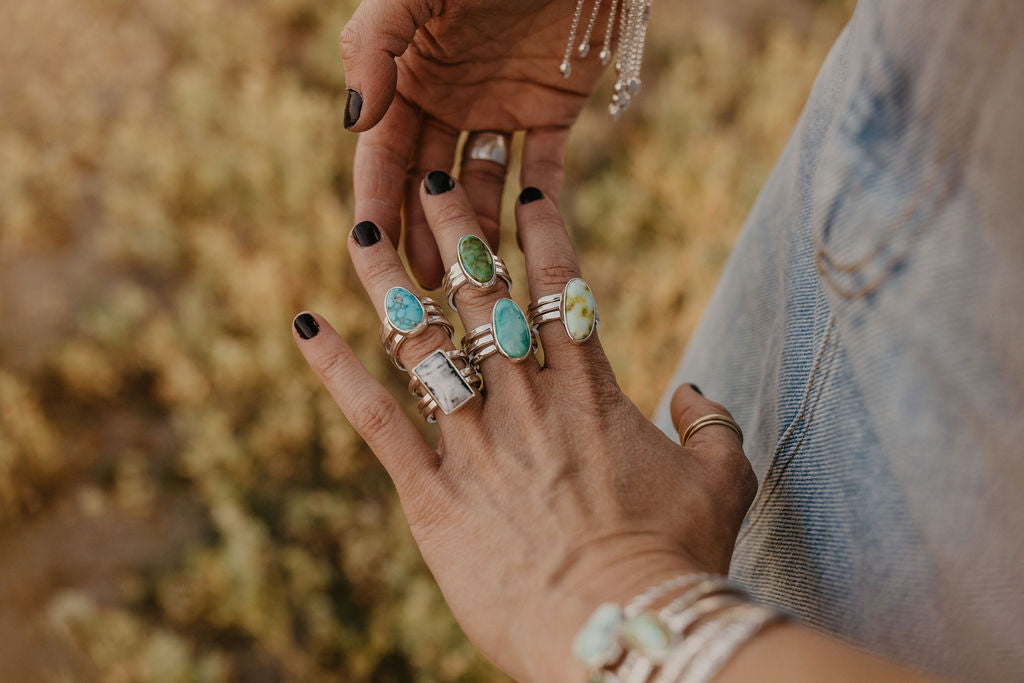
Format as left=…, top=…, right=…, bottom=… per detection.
left=573, top=574, right=785, bottom=683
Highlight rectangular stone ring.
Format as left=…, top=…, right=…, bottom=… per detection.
left=409, top=349, right=481, bottom=422
left=526, top=277, right=599, bottom=344
left=441, top=235, right=513, bottom=311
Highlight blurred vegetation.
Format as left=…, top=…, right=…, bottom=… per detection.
left=0, top=0, right=851, bottom=680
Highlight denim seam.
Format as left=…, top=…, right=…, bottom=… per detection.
left=737, top=316, right=839, bottom=544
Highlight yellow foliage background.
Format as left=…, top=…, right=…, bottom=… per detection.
left=0, top=0, right=851, bottom=680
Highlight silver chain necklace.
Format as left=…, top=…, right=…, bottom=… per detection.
left=559, top=0, right=652, bottom=118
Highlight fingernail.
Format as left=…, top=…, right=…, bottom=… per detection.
left=518, top=186, right=544, bottom=205
left=352, top=220, right=381, bottom=247
left=294, top=313, right=319, bottom=340
left=424, top=170, right=455, bottom=195
left=689, top=383, right=704, bottom=396
left=344, top=89, right=362, bottom=129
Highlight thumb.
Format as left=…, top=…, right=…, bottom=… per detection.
left=338, top=0, right=439, bottom=131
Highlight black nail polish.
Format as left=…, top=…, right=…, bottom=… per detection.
left=424, top=170, right=455, bottom=195
left=689, top=383, right=704, bottom=396
left=519, top=186, right=544, bottom=205
left=344, top=89, right=362, bottom=129
left=294, top=313, right=319, bottom=340
left=352, top=220, right=381, bottom=247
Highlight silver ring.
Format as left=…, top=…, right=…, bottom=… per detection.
left=463, top=131, right=510, bottom=167
left=442, top=234, right=513, bottom=311
left=408, top=349, right=483, bottom=423
left=526, top=277, right=599, bottom=344
left=461, top=298, right=537, bottom=367
left=379, top=287, right=454, bottom=372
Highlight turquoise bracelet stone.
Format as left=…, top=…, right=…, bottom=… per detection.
left=492, top=298, right=533, bottom=360
left=384, top=286, right=425, bottom=332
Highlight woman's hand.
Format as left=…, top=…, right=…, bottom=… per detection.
left=293, top=173, right=757, bottom=682
left=341, top=0, right=607, bottom=289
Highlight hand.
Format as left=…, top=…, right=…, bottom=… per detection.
left=292, top=176, right=756, bottom=682
left=340, top=0, right=608, bottom=289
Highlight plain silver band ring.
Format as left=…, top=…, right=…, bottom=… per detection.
left=681, top=413, right=743, bottom=446
left=464, top=131, right=510, bottom=167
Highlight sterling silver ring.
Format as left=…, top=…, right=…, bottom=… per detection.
left=461, top=298, right=537, bottom=367
left=408, top=349, right=483, bottom=423
left=526, top=277, right=599, bottom=344
left=379, top=287, right=454, bottom=372
left=463, top=131, right=510, bottom=167
left=442, top=234, right=513, bottom=311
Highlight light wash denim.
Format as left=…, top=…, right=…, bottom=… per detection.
left=652, top=2, right=1024, bottom=679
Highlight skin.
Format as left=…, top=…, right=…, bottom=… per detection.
left=341, top=0, right=606, bottom=288
left=319, top=1, right=943, bottom=679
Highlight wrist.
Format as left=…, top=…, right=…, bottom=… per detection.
left=518, top=545, right=702, bottom=683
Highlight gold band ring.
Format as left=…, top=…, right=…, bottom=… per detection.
left=681, top=414, right=743, bottom=446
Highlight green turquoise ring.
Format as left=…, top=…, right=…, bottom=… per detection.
left=461, top=298, right=537, bottom=367
left=442, top=235, right=513, bottom=311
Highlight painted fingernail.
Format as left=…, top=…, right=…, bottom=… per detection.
left=519, top=186, right=544, bottom=205
left=352, top=220, right=381, bottom=247
left=344, top=89, right=362, bottom=129
left=294, top=313, right=320, bottom=340
left=689, top=383, right=704, bottom=396
left=424, top=170, right=455, bottom=195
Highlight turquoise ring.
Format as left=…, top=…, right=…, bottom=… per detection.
left=461, top=298, right=536, bottom=367
left=379, top=287, right=455, bottom=372
left=441, top=234, right=513, bottom=311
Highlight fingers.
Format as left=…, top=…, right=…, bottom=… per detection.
left=515, top=186, right=610, bottom=371
left=670, top=384, right=743, bottom=454
left=403, top=116, right=459, bottom=289
left=418, top=172, right=541, bottom=376
left=459, top=133, right=511, bottom=253
left=338, top=0, right=439, bottom=132
left=291, top=311, right=440, bottom=501
left=521, top=127, right=571, bottom=206
left=347, top=220, right=465, bottom=390
left=354, top=96, right=421, bottom=248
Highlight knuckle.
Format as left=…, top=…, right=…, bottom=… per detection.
left=338, top=24, right=359, bottom=60
left=314, top=347, right=353, bottom=383
left=533, top=261, right=579, bottom=292
left=460, top=162, right=506, bottom=187
left=430, top=200, right=476, bottom=230
left=360, top=258, right=402, bottom=286
left=352, top=391, right=399, bottom=442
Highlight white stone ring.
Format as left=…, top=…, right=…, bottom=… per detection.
left=526, top=277, right=599, bottom=344
left=408, top=349, right=483, bottom=423
left=441, top=234, right=513, bottom=311
left=378, top=287, right=455, bottom=372
left=461, top=298, right=537, bottom=368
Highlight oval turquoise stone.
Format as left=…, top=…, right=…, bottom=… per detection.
left=492, top=298, right=532, bottom=360
left=458, top=235, right=495, bottom=285
left=384, top=286, right=425, bottom=332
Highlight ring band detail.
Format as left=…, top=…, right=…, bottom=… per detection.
left=442, top=235, right=513, bottom=311
left=379, top=287, right=454, bottom=372
left=463, top=131, right=510, bottom=167
left=462, top=298, right=537, bottom=366
left=408, top=349, right=482, bottom=423
left=681, top=413, right=744, bottom=446
left=526, top=277, right=599, bottom=344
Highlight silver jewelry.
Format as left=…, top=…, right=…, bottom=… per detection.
left=527, top=277, right=599, bottom=344
left=461, top=299, right=537, bottom=367
left=463, top=131, right=510, bottom=167
left=559, top=0, right=652, bottom=118
left=408, top=349, right=482, bottom=423
left=379, top=287, right=455, bottom=372
left=442, top=234, right=513, bottom=311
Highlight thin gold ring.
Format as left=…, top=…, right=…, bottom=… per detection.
left=681, top=414, right=743, bottom=446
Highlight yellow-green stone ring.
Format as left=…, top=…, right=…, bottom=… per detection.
left=442, top=235, right=513, bottom=311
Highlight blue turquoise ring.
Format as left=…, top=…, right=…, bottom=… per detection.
left=460, top=298, right=537, bottom=367
left=379, top=287, right=455, bottom=372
